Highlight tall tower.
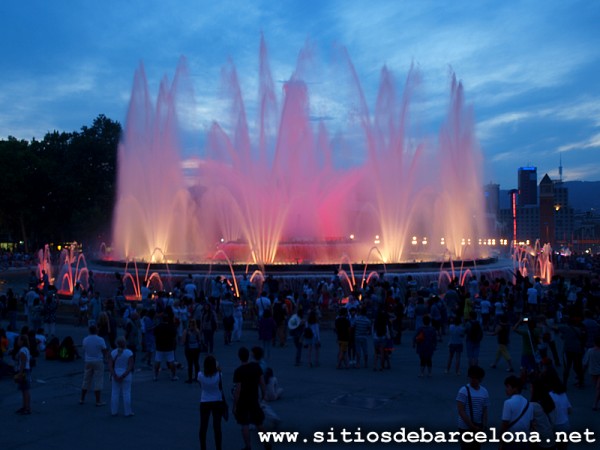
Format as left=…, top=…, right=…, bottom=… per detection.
left=559, top=155, right=563, bottom=182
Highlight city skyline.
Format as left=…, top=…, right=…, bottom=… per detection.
left=1, top=0, right=599, bottom=189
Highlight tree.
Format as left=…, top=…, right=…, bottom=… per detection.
left=0, top=115, right=122, bottom=252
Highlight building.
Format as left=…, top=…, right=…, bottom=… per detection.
left=484, top=183, right=500, bottom=234
left=539, top=174, right=555, bottom=244
left=518, top=166, right=537, bottom=207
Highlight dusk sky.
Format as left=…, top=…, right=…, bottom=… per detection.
left=1, top=0, right=598, bottom=189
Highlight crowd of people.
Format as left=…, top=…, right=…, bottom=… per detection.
left=1, top=258, right=600, bottom=449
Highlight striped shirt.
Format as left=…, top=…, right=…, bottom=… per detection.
left=456, top=384, right=490, bottom=429
left=354, top=315, right=372, bottom=338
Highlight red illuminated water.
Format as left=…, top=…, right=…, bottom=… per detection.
left=112, top=37, right=488, bottom=266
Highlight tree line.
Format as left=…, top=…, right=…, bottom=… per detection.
left=0, top=115, right=121, bottom=253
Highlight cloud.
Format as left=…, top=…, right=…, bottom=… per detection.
left=557, top=132, right=600, bottom=153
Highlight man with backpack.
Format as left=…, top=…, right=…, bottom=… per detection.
left=465, top=311, right=484, bottom=367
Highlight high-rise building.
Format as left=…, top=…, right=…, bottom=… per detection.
left=539, top=174, right=555, bottom=244
left=518, top=166, right=537, bottom=206
left=484, top=183, right=500, bottom=233
left=554, top=181, right=574, bottom=244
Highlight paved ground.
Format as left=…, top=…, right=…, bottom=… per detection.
left=1, top=269, right=599, bottom=450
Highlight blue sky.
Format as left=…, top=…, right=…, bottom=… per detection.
left=1, top=0, right=598, bottom=189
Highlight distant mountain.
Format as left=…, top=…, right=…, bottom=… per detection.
left=498, top=181, right=600, bottom=211
left=564, top=181, right=600, bottom=211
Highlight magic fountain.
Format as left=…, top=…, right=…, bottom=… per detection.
left=111, top=38, right=489, bottom=269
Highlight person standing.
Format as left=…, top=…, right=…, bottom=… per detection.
left=80, top=324, right=108, bottom=406
left=108, top=336, right=134, bottom=417
left=557, top=317, right=586, bottom=388
left=548, top=378, right=572, bottom=450
left=258, top=309, right=277, bottom=361
left=287, top=309, right=305, bottom=366
left=304, top=309, right=320, bottom=368
left=529, top=380, right=556, bottom=450
left=413, top=314, right=437, bottom=377
left=232, top=300, right=244, bottom=343
left=220, top=294, right=235, bottom=346
left=353, top=306, right=372, bottom=369
left=182, top=319, right=202, bottom=383
left=232, top=347, right=271, bottom=450
left=153, top=315, right=178, bottom=381
left=499, top=375, right=533, bottom=450
left=489, top=315, right=515, bottom=373
left=89, top=292, right=103, bottom=326
left=465, top=311, right=484, bottom=368
left=5, top=289, right=18, bottom=332
left=446, top=316, right=465, bottom=375
left=43, top=293, right=58, bottom=337
left=141, top=309, right=156, bottom=367
left=456, top=365, right=489, bottom=450
left=334, top=308, right=351, bottom=369
left=583, top=336, right=600, bottom=411
left=14, top=334, right=32, bottom=415
left=200, top=303, right=218, bottom=354
left=198, top=355, right=224, bottom=450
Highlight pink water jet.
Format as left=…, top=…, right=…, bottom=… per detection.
left=112, top=37, right=489, bottom=267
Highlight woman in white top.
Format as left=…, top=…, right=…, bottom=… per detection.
left=15, top=334, right=32, bottom=415
left=548, top=378, right=572, bottom=450
left=197, top=355, right=224, bottom=450
left=108, top=336, right=135, bottom=417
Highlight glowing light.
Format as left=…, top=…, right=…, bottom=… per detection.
left=412, top=236, right=418, bottom=246
left=421, top=237, right=428, bottom=245
left=349, top=234, right=355, bottom=240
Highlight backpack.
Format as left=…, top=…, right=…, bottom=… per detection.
left=58, top=336, right=76, bottom=362
left=467, top=321, right=483, bottom=343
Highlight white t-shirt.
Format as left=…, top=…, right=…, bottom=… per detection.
left=110, top=348, right=133, bottom=377
left=82, top=334, right=107, bottom=362
left=198, top=372, right=222, bottom=403
left=549, top=392, right=571, bottom=426
left=502, top=394, right=533, bottom=433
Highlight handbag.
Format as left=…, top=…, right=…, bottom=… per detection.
left=218, top=373, right=229, bottom=421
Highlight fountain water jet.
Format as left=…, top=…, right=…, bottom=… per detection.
left=111, top=37, right=489, bottom=267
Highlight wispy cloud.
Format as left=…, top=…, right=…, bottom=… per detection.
left=558, top=132, right=600, bottom=153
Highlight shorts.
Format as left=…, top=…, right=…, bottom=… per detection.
left=82, top=360, right=105, bottom=390
left=338, top=341, right=349, bottom=353
left=155, top=351, right=175, bottom=363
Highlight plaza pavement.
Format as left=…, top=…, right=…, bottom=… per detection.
left=1, top=268, right=599, bottom=450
